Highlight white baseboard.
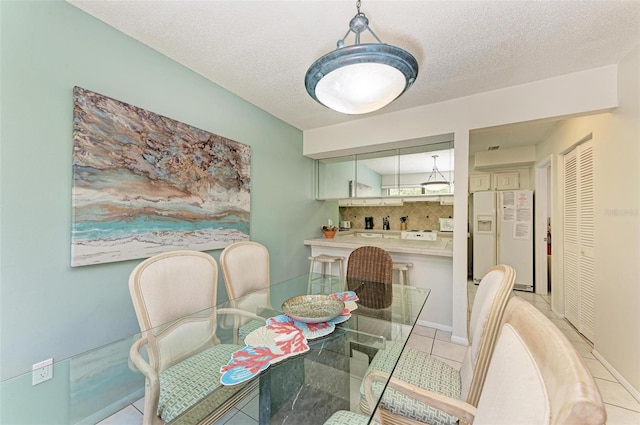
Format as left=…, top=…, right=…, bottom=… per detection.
left=551, top=306, right=564, bottom=318
left=592, top=349, right=640, bottom=403
left=451, top=335, right=470, bottom=346
left=416, top=320, right=468, bottom=345
left=418, top=319, right=451, bottom=333
left=75, top=388, right=144, bottom=425
left=417, top=320, right=469, bottom=346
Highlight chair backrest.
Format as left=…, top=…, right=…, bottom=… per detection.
left=220, top=241, right=271, bottom=315
left=129, top=250, right=219, bottom=373
left=474, top=297, right=606, bottom=425
left=460, top=264, right=516, bottom=406
left=346, top=246, right=393, bottom=308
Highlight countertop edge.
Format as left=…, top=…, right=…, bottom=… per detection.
left=304, top=237, right=454, bottom=258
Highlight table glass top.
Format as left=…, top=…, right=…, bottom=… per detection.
left=148, top=273, right=430, bottom=425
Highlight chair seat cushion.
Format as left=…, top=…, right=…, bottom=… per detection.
left=158, top=343, right=242, bottom=423
left=238, top=319, right=265, bottom=343
left=362, top=342, right=462, bottom=425
left=324, top=410, right=369, bottom=425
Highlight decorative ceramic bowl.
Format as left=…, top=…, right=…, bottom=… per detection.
left=282, top=295, right=345, bottom=323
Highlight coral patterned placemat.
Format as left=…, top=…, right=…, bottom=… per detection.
left=220, top=291, right=359, bottom=385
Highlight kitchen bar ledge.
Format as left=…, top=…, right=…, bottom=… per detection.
left=304, top=232, right=453, bottom=258
left=304, top=232, right=454, bottom=330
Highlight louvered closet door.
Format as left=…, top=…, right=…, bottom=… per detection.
left=564, top=148, right=580, bottom=326
left=578, top=142, right=595, bottom=341
left=563, top=139, right=595, bottom=342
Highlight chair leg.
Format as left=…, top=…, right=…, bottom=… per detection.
left=318, top=262, right=323, bottom=293
left=339, top=258, right=345, bottom=292
left=308, top=256, right=346, bottom=294
left=307, top=258, right=316, bottom=294
left=337, top=259, right=345, bottom=293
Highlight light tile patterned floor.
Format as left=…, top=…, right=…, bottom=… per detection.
left=99, top=282, right=640, bottom=425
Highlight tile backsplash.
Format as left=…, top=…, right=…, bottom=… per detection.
left=340, top=201, right=453, bottom=231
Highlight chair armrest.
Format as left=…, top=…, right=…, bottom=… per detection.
left=129, top=336, right=160, bottom=423
left=217, top=307, right=267, bottom=323
left=129, top=336, right=155, bottom=377
left=364, top=370, right=477, bottom=425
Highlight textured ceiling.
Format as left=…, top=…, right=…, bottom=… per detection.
left=67, top=0, right=639, bottom=148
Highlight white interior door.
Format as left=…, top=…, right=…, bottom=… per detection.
left=535, top=158, right=551, bottom=295
left=564, top=148, right=580, bottom=326
left=563, top=138, right=595, bottom=341
left=577, top=141, right=595, bottom=342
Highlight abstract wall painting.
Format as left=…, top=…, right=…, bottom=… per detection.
left=71, top=86, right=251, bottom=267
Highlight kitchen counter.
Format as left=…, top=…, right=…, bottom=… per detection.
left=337, top=229, right=453, bottom=238
left=305, top=230, right=454, bottom=329
left=304, top=230, right=453, bottom=258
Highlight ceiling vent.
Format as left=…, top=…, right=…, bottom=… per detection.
left=488, top=146, right=500, bottom=150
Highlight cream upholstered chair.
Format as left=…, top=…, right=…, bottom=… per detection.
left=128, top=250, right=261, bottom=425
left=220, top=241, right=271, bottom=344
left=358, top=265, right=516, bottom=425
left=358, top=296, right=606, bottom=425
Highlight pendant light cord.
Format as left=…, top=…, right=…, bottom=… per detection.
left=340, top=0, right=383, bottom=47
left=425, top=155, right=449, bottom=185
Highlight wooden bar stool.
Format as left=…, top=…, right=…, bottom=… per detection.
left=392, top=262, right=413, bottom=286
left=308, top=254, right=345, bottom=294
left=393, top=262, right=413, bottom=323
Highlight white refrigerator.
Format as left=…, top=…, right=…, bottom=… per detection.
left=472, top=190, right=534, bottom=291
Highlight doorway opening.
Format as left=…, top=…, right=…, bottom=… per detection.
left=535, top=157, right=552, bottom=296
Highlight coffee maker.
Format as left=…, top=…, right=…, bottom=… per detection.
left=365, top=216, right=374, bottom=229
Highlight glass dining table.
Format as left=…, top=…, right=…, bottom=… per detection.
left=172, top=272, right=430, bottom=425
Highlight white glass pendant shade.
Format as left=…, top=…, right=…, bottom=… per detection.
left=306, top=42, right=418, bottom=115
left=423, top=182, right=450, bottom=191
left=421, top=155, right=450, bottom=191
left=315, top=62, right=406, bottom=114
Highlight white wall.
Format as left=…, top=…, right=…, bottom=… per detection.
left=536, top=45, right=640, bottom=396
left=304, top=65, right=619, bottom=344
left=304, top=66, right=618, bottom=158
left=474, top=145, right=535, bottom=169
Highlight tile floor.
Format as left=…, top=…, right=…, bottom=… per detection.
left=99, top=283, right=640, bottom=425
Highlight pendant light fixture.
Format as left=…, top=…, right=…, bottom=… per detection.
left=422, top=155, right=450, bottom=191
left=305, top=0, right=419, bottom=115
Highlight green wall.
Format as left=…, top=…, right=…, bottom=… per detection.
left=0, top=1, right=335, bottom=422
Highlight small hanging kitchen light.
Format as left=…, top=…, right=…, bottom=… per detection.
left=422, top=155, right=450, bottom=191
left=305, top=0, right=418, bottom=115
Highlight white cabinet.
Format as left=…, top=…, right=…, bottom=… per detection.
left=493, top=172, right=520, bottom=190
left=439, top=195, right=454, bottom=205
left=469, top=173, right=491, bottom=192
left=338, top=199, right=365, bottom=206
left=470, top=171, right=522, bottom=192
left=380, top=198, right=404, bottom=206
left=339, top=198, right=404, bottom=206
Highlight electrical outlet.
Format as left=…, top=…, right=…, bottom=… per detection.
left=32, top=358, right=53, bottom=386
